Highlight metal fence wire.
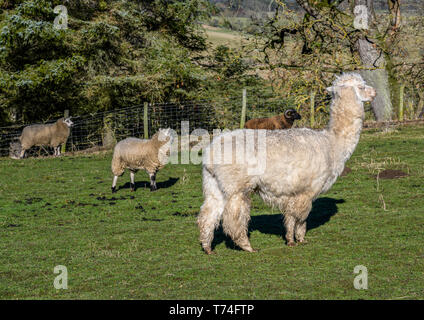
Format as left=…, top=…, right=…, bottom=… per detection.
left=0, top=100, right=221, bottom=158
left=2, top=91, right=371, bottom=158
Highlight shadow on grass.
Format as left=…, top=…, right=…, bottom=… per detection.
left=120, top=177, right=179, bottom=191
left=210, top=197, right=345, bottom=251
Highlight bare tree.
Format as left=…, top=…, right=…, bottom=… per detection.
left=260, top=0, right=403, bottom=121
left=353, top=0, right=394, bottom=121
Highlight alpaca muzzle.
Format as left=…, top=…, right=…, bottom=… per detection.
left=366, top=86, right=377, bottom=101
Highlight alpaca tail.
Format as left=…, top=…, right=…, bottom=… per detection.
left=197, top=168, right=225, bottom=254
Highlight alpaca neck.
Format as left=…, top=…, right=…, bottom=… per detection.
left=326, top=95, right=364, bottom=173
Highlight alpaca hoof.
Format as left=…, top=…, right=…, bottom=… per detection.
left=287, top=241, right=297, bottom=247
left=298, top=239, right=308, bottom=245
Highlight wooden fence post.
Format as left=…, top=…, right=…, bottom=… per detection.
left=399, top=84, right=405, bottom=121
left=62, top=109, right=69, bottom=154
left=310, top=91, right=315, bottom=128
left=240, top=88, right=247, bottom=129
left=418, top=98, right=424, bottom=119
left=408, top=99, right=414, bottom=120
left=144, top=102, right=149, bottom=139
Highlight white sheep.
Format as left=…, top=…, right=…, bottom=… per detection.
left=18, top=117, right=74, bottom=158
left=197, top=73, right=376, bottom=254
left=111, top=128, right=174, bottom=193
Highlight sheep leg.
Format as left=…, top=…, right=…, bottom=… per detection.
left=198, top=169, right=225, bottom=255
left=149, top=172, right=157, bottom=191
left=222, top=193, right=257, bottom=253
left=19, top=149, right=26, bottom=159
left=111, top=176, right=118, bottom=193
left=56, top=145, right=61, bottom=157
left=130, top=171, right=135, bottom=192
left=283, top=214, right=297, bottom=247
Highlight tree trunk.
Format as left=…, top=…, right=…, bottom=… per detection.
left=354, top=0, right=393, bottom=121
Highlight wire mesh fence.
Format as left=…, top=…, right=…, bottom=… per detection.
left=1, top=88, right=421, bottom=158
left=0, top=100, right=219, bottom=158
left=0, top=91, right=301, bottom=158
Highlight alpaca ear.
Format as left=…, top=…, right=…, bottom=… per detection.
left=327, top=85, right=344, bottom=95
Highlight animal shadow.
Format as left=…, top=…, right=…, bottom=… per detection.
left=121, top=177, right=179, bottom=191
left=210, top=197, right=344, bottom=251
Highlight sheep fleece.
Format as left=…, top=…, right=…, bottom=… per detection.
left=111, top=136, right=169, bottom=176
left=20, top=119, right=70, bottom=150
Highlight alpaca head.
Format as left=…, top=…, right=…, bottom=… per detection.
left=284, top=108, right=302, bottom=121
left=327, top=73, right=376, bottom=103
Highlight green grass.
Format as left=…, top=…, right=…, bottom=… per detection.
left=1, top=125, right=424, bottom=299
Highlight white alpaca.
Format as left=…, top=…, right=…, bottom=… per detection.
left=197, top=73, right=376, bottom=254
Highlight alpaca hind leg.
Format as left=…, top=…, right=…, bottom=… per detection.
left=197, top=170, right=225, bottom=254
left=222, top=193, right=256, bottom=253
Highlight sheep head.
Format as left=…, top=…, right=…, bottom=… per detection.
left=284, top=108, right=301, bottom=121
left=62, top=117, right=74, bottom=128
left=157, top=128, right=174, bottom=144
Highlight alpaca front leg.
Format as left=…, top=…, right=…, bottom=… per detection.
left=222, top=193, right=257, bottom=253
left=111, top=175, right=118, bottom=193
left=295, top=221, right=307, bottom=244
left=130, top=171, right=135, bottom=192
left=285, top=196, right=312, bottom=246
left=283, top=215, right=296, bottom=247
left=149, top=172, right=157, bottom=191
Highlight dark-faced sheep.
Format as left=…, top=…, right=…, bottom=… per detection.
left=111, top=128, right=174, bottom=193
left=198, top=73, right=376, bottom=254
left=19, top=117, right=74, bottom=158
left=244, top=108, right=301, bottom=130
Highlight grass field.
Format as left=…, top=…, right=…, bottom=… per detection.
left=203, top=24, right=248, bottom=48
left=0, top=125, right=423, bottom=299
